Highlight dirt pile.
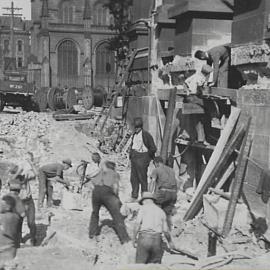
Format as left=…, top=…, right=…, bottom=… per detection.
left=0, top=112, right=51, bottom=161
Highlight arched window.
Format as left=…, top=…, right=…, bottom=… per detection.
left=57, top=40, right=78, bottom=87
left=93, top=4, right=109, bottom=26
left=62, top=3, right=74, bottom=24
left=96, top=42, right=115, bottom=75
left=17, top=40, right=23, bottom=52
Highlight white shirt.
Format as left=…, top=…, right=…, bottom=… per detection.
left=136, top=203, right=168, bottom=233
left=185, top=72, right=207, bottom=94
left=132, top=131, right=148, bottom=152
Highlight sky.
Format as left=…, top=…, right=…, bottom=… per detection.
left=0, top=0, right=31, bottom=20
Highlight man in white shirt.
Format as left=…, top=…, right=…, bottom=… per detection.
left=133, top=192, right=175, bottom=264
left=128, top=118, right=157, bottom=202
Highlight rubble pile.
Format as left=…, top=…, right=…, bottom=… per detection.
left=0, top=112, right=52, bottom=186
left=0, top=111, right=50, bottom=137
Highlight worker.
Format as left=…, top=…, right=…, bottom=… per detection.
left=6, top=179, right=26, bottom=248
left=128, top=117, right=157, bottom=202
left=38, top=159, right=72, bottom=208
left=8, top=162, right=37, bottom=246
left=194, top=45, right=230, bottom=88
left=181, top=64, right=213, bottom=144
left=133, top=192, right=175, bottom=264
left=83, top=152, right=102, bottom=188
left=184, top=64, right=213, bottom=96
left=149, top=156, right=177, bottom=230
left=0, top=195, right=21, bottom=263
left=81, top=152, right=102, bottom=199
left=88, top=160, right=130, bottom=245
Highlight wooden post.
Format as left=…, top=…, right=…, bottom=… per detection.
left=207, top=231, right=217, bottom=257
left=222, top=117, right=251, bottom=237
left=160, top=87, right=177, bottom=163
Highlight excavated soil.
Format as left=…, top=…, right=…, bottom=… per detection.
left=0, top=110, right=270, bottom=270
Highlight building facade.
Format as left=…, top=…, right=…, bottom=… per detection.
left=29, top=0, right=116, bottom=90
left=0, top=16, right=31, bottom=79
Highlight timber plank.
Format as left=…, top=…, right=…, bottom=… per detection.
left=183, top=107, right=241, bottom=221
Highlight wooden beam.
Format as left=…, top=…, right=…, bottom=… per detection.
left=160, top=88, right=177, bottom=162
left=183, top=107, right=241, bottom=221
left=222, top=117, right=251, bottom=237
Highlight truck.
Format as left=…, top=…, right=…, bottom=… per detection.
left=0, top=70, right=38, bottom=112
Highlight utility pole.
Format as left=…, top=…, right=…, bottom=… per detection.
left=2, top=1, right=22, bottom=58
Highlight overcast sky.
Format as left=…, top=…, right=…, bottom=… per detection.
left=0, top=0, right=31, bottom=20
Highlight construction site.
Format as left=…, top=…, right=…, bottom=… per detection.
left=1, top=0, right=270, bottom=269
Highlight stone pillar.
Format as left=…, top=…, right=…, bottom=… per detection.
left=84, top=38, right=92, bottom=87
left=41, top=36, right=50, bottom=87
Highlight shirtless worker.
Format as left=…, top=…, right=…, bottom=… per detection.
left=194, top=45, right=230, bottom=88
left=89, top=161, right=130, bottom=245
left=38, top=159, right=72, bottom=208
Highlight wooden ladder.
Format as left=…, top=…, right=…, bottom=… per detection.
left=98, top=49, right=138, bottom=134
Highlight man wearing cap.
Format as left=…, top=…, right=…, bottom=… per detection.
left=194, top=45, right=230, bottom=88
left=149, top=156, right=177, bottom=230
left=38, top=159, right=72, bottom=208
left=129, top=117, right=157, bottom=202
left=133, top=192, right=175, bottom=264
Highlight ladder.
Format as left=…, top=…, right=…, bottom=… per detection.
left=98, top=49, right=138, bottom=134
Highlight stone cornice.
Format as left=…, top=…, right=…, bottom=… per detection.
left=231, top=42, right=270, bottom=66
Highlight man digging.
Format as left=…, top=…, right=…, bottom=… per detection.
left=38, top=159, right=72, bottom=208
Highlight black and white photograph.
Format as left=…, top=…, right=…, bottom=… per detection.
left=0, top=0, right=269, bottom=269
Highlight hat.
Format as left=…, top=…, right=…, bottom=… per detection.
left=139, top=192, right=156, bottom=205
left=62, top=158, right=72, bottom=167
left=201, top=64, right=213, bottom=74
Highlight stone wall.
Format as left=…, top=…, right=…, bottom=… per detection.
left=237, top=88, right=270, bottom=217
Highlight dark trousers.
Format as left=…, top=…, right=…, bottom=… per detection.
left=217, top=57, right=229, bottom=88
left=130, top=151, right=150, bottom=199
left=136, top=232, right=163, bottom=264
left=38, top=170, right=53, bottom=207
left=155, top=190, right=177, bottom=230
left=23, top=198, right=37, bottom=243
left=89, top=185, right=130, bottom=244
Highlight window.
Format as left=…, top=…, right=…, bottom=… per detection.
left=3, top=39, right=10, bottom=54
left=17, top=40, right=23, bottom=52
left=58, top=40, right=78, bottom=87
left=96, top=42, right=115, bottom=75
left=93, top=4, right=109, bottom=26
left=17, top=57, right=23, bottom=68
left=62, top=4, right=74, bottom=24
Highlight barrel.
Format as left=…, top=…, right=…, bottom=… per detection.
left=82, top=85, right=106, bottom=110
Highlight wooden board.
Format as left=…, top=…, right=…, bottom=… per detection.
left=222, top=116, right=251, bottom=236
left=183, top=107, right=241, bottom=221
left=53, top=113, right=94, bottom=121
